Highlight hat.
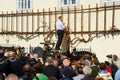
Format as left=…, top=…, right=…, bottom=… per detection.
left=62, top=52, right=67, bottom=56
left=106, top=54, right=112, bottom=58
left=46, top=53, right=54, bottom=57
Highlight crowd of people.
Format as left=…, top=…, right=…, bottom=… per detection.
left=0, top=46, right=120, bottom=80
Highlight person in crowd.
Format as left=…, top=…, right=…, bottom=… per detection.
left=42, top=59, right=59, bottom=79
left=33, top=53, right=39, bottom=63
left=81, top=66, right=94, bottom=80
left=20, top=63, right=33, bottom=80
left=111, top=54, right=120, bottom=65
left=59, top=58, right=76, bottom=79
left=94, top=77, right=104, bottom=80
left=114, top=61, right=120, bottom=80
left=5, top=74, right=19, bottom=80
left=32, top=62, right=48, bottom=80
left=106, top=54, right=112, bottom=64
left=70, top=48, right=80, bottom=61
left=58, top=52, right=69, bottom=67
left=7, top=51, right=23, bottom=77
left=91, top=59, right=100, bottom=79
left=70, top=60, right=80, bottom=74
left=105, top=61, right=112, bottom=75
left=97, top=62, right=113, bottom=80
left=20, top=47, right=25, bottom=57
left=73, top=67, right=85, bottom=80
left=0, top=53, right=9, bottom=76
left=106, top=55, right=118, bottom=79
left=59, top=67, right=75, bottom=80
left=48, top=77, right=58, bottom=80
left=55, top=16, right=65, bottom=50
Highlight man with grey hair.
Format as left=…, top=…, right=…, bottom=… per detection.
left=81, top=66, right=94, bottom=80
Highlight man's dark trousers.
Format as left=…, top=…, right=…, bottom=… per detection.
left=55, top=30, right=64, bottom=50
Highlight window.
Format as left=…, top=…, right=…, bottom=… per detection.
left=17, top=0, right=32, bottom=11
left=100, top=0, right=120, bottom=6
left=59, top=0, right=77, bottom=7
left=60, top=0, right=68, bottom=6
left=105, top=0, right=113, bottom=3
left=70, top=0, right=76, bottom=4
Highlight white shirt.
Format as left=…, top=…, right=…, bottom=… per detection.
left=56, top=19, right=65, bottom=30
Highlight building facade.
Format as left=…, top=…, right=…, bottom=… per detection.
left=0, top=0, right=120, bottom=61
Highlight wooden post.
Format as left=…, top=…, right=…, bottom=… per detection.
left=11, top=11, right=13, bottom=32
left=96, top=4, right=99, bottom=37
left=26, top=10, right=28, bottom=35
left=32, top=9, right=34, bottom=33
left=6, top=11, right=8, bottom=32
left=104, top=3, right=106, bottom=37
left=43, top=8, right=45, bottom=35
left=21, top=11, right=23, bottom=33
left=55, top=7, right=57, bottom=31
left=1, top=12, right=3, bottom=32
left=112, top=2, right=115, bottom=37
left=81, top=5, right=83, bottom=37
left=16, top=11, right=18, bottom=33
left=49, top=8, right=51, bottom=31
left=88, top=4, right=91, bottom=36
left=37, top=9, right=39, bottom=31
left=74, top=6, right=76, bottom=36
left=67, top=6, right=70, bottom=30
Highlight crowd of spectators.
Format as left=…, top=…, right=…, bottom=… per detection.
left=0, top=46, right=120, bottom=80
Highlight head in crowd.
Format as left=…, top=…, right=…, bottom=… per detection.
left=105, top=61, right=110, bottom=66
left=62, top=58, right=70, bottom=67
left=106, top=54, right=112, bottom=62
left=61, top=67, right=76, bottom=78
left=83, top=66, right=92, bottom=75
left=95, top=77, right=104, bottom=80
left=45, top=59, right=54, bottom=66
left=33, top=62, right=42, bottom=74
left=99, top=63, right=106, bottom=70
left=46, top=53, right=54, bottom=60
left=33, top=53, right=39, bottom=61
left=112, top=55, right=118, bottom=61
left=23, top=63, right=31, bottom=74
left=77, top=67, right=84, bottom=74
left=5, top=74, right=19, bottom=80
left=61, top=52, right=67, bottom=59
left=4, top=51, right=16, bottom=58
left=53, top=60, right=58, bottom=67
left=71, top=60, right=80, bottom=69
left=48, top=77, right=57, bottom=80
left=58, top=16, right=62, bottom=21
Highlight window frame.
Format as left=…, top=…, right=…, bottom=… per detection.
left=59, top=0, right=78, bottom=8
left=100, top=0, right=120, bottom=6
left=17, top=0, right=33, bottom=11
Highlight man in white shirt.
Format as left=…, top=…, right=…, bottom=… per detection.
left=55, top=16, right=65, bottom=50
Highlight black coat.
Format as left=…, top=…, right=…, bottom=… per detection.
left=7, top=57, right=24, bottom=77
left=42, top=65, right=59, bottom=79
